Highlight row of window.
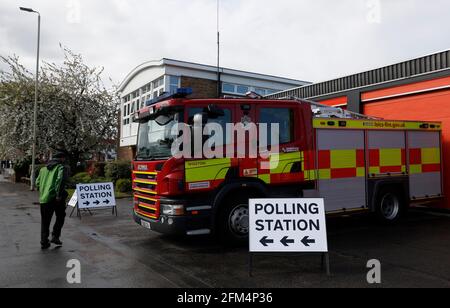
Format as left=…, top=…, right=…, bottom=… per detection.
left=122, top=75, right=182, bottom=126
left=123, top=75, right=175, bottom=103
left=222, top=83, right=278, bottom=96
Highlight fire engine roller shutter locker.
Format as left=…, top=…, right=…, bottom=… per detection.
left=316, top=129, right=366, bottom=212
left=364, top=84, right=450, bottom=208
left=367, top=130, right=406, bottom=177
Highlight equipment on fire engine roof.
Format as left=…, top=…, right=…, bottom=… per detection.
left=245, top=91, right=264, bottom=99
left=145, top=88, right=193, bottom=107
left=289, top=96, right=382, bottom=120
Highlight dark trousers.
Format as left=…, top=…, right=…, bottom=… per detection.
left=40, top=200, right=66, bottom=244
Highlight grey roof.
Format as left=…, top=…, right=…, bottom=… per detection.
left=266, top=49, right=450, bottom=100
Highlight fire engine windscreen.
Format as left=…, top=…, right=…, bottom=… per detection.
left=136, top=112, right=181, bottom=161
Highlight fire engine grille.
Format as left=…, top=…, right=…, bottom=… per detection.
left=137, top=205, right=157, bottom=216
left=133, top=171, right=159, bottom=219
left=135, top=196, right=159, bottom=219
left=135, top=173, right=157, bottom=181
left=135, top=182, right=157, bottom=191
left=137, top=197, right=156, bottom=206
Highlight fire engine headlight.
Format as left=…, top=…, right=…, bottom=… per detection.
left=161, top=204, right=185, bottom=216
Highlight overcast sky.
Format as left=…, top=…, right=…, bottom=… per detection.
left=1, top=0, right=449, bottom=86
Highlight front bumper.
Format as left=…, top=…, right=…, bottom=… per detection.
left=133, top=197, right=213, bottom=236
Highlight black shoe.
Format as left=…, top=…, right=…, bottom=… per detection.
left=41, top=242, right=51, bottom=250
left=51, top=237, right=63, bottom=246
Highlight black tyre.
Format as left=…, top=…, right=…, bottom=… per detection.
left=375, top=187, right=406, bottom=223
left=218, top=195, right=251, bottom=245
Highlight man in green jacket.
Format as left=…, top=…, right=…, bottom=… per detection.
left=36, top=152, right=69, bottom=249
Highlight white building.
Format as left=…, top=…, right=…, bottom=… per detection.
left=117, top=58, right=309, bottom=160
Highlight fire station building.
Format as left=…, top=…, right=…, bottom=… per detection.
left=117, top=58, right=309, bottom=160
left=267, top=50, right=450, bottom=208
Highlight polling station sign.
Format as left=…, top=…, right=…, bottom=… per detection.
left=249, top=199, right=328, bottom=253
left=76, top=183, right=116, bottom=209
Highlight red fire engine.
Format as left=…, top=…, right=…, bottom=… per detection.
left=132, top=89, right=443, bottom=243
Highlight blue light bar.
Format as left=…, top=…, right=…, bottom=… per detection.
left=145, top=87, right=193, bottom=106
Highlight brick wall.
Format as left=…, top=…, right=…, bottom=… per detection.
left=117, top=146, right=135, bottom=162
left=181, top=76, right=219, bottom=98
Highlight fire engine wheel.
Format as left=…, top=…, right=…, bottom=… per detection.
left=375, top=188, right=405, bottom=223
left=228, top=204, right=249, bottom=237
left=219, top=196, right=251, bottom=245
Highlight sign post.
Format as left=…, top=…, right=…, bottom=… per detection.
left=68, top=183, right=117, bottom=219
left=249, top=198, right=330, bottom=276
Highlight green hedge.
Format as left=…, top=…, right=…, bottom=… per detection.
left=105, top=161, right=132, bottom=183
left=116, top=178, right=132, bottom=193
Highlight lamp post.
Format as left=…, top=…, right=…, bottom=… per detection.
left=216, top=0, right=221, bottom=98
left=19, top=7, right=40, bottom=191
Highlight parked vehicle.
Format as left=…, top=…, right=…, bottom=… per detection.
left=132, top=89, right=443, bottom=243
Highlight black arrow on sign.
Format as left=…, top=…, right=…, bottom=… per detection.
left=104, top=199, right=110, bottom=205
left=83, top=201, right=90, bottom=206
left=260, top=236, right=274, bottom=247
left=93, top=200, right=100, bottom=205
left=280, top=236, right=295, bottom=247
left=301, top=236, right=316, bottom=247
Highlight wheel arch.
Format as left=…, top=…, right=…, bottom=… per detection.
left=210, top=180, right=269, bottom=234
left=368, top=177, right=409, bottom=212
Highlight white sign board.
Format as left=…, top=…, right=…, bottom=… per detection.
left=249, top=198, right=328, bottom=253
left=76, top=183, right=116, bottom=209
left=68, top=191, right=78, bottom=208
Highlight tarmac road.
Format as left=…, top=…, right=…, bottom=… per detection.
left=1, top=179, right=449, bottom=288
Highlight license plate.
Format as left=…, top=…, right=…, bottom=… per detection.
left=141, top=220, right=152, bottom=230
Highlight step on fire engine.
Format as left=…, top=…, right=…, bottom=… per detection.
left=132, top=88, right=443, bottom=243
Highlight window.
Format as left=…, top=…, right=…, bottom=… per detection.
left=169, top=75, right=180, bottom=94
left=123, top=104, right=127, bottom=117
left=153, top=77, right=164, bottom=89
left=255, top=88, right=266, bottom=96
left=222, top=83, right=235, bottom=93
left=259, top=108, right=294, bottom=145
left=236, top=85, right=249, bottom=94
left=188, top=107, right=232, bottom=146
left=170, top=76, right=180, bottom=86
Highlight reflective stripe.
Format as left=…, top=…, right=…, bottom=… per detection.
left=138, top=203, right=157, bottom=211
left=133, top=171, right=158, bottom=175
left=421, top=148, right=440, bottom=164
left=409, top=147, right=441, bottom=174
left=313, top=119, right=442, bottom=131
left=135, top=210, right=157, bottom=220
left=330, top=150, right=356, bottom=169
left=318, top=149, right=364, bottom=179
left=269, top=152, right=302, bottom=174
left=410, top=165, right=422, bottom=175
left=135, top=194, right=157, bottom=202
left=185, top=158, right=231, bottom=183
left=134, top=179, right=158, bottom=185
left=258, top=174, right=271, bottom=184
left=133, top=187, right=157, bottom=195
left=356, top=167, right=366, bottom=177
left=379, top=149, right=402, bottom=167
left=369, top=148, right=406, bottom=175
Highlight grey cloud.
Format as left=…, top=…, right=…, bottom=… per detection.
left=1, top=0, right=449, bottom=86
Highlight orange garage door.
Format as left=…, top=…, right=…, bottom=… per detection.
left=364, top=89, right=450, bottom=208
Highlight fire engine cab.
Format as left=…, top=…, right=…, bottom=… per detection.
left=132, top=88, right=443, bottom=243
